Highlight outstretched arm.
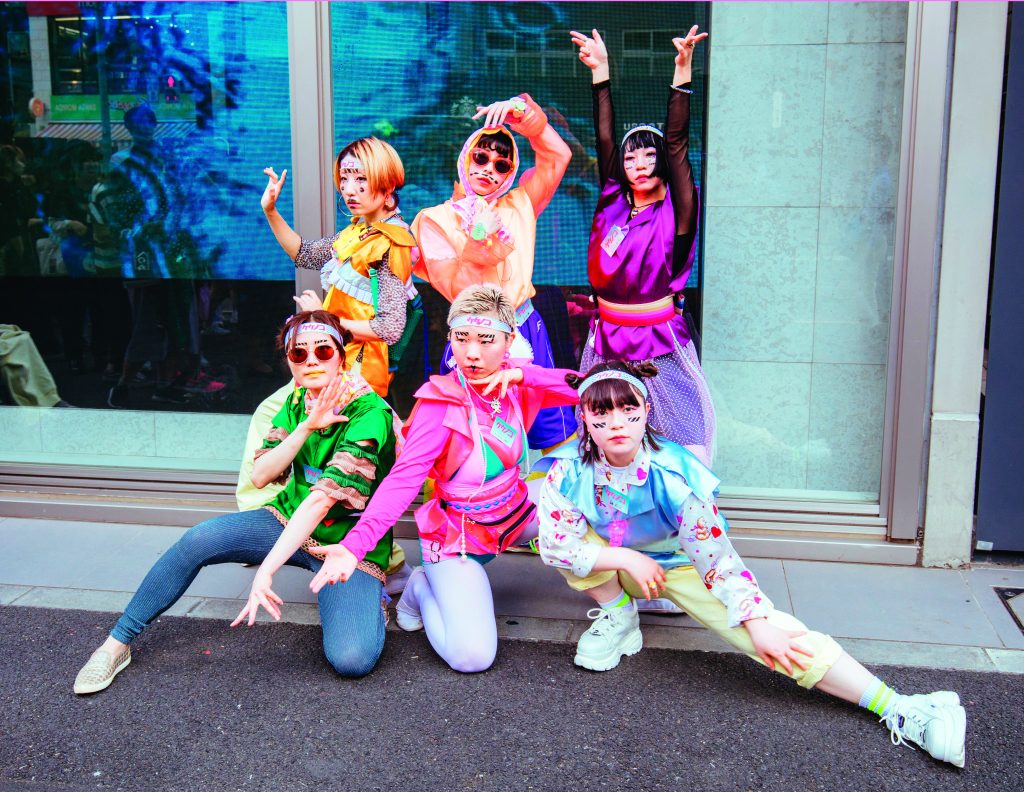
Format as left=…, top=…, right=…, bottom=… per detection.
left=571, top=29, right=617, bottom=186
left=262, top=166, right=337, bottom=269
left=261, top=167, right=301, bottom=260
left=665, top=27, right=707, bottom=240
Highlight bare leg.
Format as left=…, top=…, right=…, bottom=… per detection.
left=813, top=651, right=877, bottom=704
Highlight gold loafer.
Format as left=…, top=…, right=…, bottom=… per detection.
left=73, top=646, right=131, bottom=695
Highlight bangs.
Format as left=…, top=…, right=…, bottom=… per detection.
left=580, top=378, right=643, bottom=414
left=475, top=131, right=513, bottom=160
left=623, top=129, right=662, bottom=153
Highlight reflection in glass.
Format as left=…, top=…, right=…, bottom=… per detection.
left=1, top=1, right=295, bottom=417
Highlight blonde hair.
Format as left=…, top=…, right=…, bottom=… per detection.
left=333, top=137, right=405, bottom=198
left=447, top=284, right=515, bottom=332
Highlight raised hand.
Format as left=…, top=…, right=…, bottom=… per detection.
left=306, top=543, right=359, bottom=594
left=672, top=25, right=708, bottom=72
left=303, top=374, right=351, bottom=432
left=231, top=571, right=284, bottom=628
left=472, top=99, right=522, bottom=131
left=744, top=618, right=815, bottom=676
left=261, top=167, right=288, bottom=213
left=570, top=29, right=608, bottom=75
left=292, top=289, right=324, bottom=312
left=469, top=367, right=523, bottom=399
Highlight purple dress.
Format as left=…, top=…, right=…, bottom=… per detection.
left=579, top=80, right=716, bottom=466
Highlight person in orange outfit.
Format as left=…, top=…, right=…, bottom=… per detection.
left=241, top=137, right=415, bottom=592
left=412, top=95, right=575, bottom=451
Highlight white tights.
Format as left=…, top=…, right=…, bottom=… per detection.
left=406, top=557, right=498, bottom=673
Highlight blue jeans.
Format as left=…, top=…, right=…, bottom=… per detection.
left=111, top=508, right=385, bottom=678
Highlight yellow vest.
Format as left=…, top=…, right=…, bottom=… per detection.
left=323, top=217, right=416, bottom=397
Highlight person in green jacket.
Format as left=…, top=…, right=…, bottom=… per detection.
left=74, top=310, right=398, bottom=695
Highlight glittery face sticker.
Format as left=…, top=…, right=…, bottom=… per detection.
left=582, top=393, right=649, bottom=461
left=449, top=319, right=512, bottom=380
left=337, top=155, right=388, bottom=219
left=468, top=145, right=513, bottom=196
left=286, top=331, right=343, bottom=390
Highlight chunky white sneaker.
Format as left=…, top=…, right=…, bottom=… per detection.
left=914, top=690, right=960, bottom=708
left=384, top=562, right=413, bottom=597
left=883, top=694, right=967, bottom=768
left=574, top=606, right=643, bottom=671
left=394, top=567, right=424, bottom=632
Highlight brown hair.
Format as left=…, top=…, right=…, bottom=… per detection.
left=333, top=137, right=405, bottom=202
left=566, top=360, right=662, bottom=464
left=275, top=310, right=352, bottom=356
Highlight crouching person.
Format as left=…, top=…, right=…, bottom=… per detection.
left=74, top=310, right=398, bottom=694
left=536, top=360, right=967, bottom=768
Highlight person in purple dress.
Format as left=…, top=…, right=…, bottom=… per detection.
left=571, top=25, right=715, bottom=467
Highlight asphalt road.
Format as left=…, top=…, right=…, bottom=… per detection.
left=1, top=605, right=1021, bottom=792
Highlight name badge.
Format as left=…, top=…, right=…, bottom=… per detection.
left=600, top=224, right=628, bottom=256
left=490, top=416, right=517, bottom=448
left=303, top=464, right=323, bottom=485
left=604, top=485, right=629, bottom=513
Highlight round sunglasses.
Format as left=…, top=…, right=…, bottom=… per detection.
left=471, top=149, right=513, bottom=175
left=286, top=344, right=338, bottom=364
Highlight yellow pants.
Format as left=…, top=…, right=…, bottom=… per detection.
left=561, top=530, right=843, bottom=689
left=235, top=381, right=405, bottom=576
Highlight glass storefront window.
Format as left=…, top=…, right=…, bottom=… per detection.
left=1, top=0, right=908, bottom=505
left=1, top=1, right=297, bottom=471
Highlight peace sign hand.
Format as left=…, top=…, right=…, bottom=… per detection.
left=672, top=25, right=708, bottom=71
left=261, top=167, right=288, bottom=213
left=570, top=29, right=608, bottom=74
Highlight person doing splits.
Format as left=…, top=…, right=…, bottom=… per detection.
left=536, top=360, right=967, bottom=768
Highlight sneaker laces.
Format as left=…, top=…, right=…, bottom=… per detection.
left=585, top=607, right=615, bottom=636
left=882, top=699, right=923, bottom=751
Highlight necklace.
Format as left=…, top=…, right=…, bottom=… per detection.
left=469, top=384, right=502, bottom=415
left=629, top=201, right=655, bottom=220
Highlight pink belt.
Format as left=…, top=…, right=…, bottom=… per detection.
left=597, top=296, right=675, bottom=327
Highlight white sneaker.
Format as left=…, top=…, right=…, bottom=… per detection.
left=635, top=597, right=683, bottom=615
left=394, top=567, right=424, bottom=632
left=574, top=606, right=643, bottom=671
left=384, top=562, right=413, bottom=597
left=883, top=693, right=967, bottom=768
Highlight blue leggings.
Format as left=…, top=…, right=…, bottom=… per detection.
left=112, top=508, right=385, bottom=678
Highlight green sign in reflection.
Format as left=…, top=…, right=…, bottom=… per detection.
left=50, top=94, right=195, bottom=122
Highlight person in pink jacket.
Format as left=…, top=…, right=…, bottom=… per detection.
left=306, top=283, right=579, bottom=673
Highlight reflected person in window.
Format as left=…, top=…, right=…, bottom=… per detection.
left=536, top=360, right=967, bottom=768
left=73, top=311, right=400, bottom=695
left=411, top=94, right=576, bottom=453
left=571, top=27, right=715, bottom=468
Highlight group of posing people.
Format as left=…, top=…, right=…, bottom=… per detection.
left=72, top=29, right=967, bottom=768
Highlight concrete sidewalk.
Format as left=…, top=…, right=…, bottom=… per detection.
left=2, top=515, right=1022, bottom=674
